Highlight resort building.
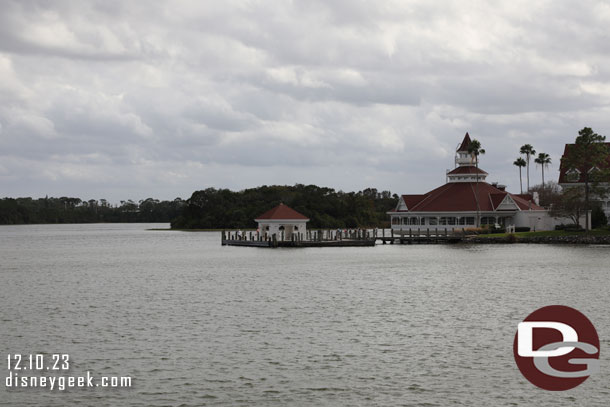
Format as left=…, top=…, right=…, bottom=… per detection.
left=558, top=142, right=610, bottom=219
left=255, top=203, right=309, bottom=240
left=388, top=133, right=556, bottom=231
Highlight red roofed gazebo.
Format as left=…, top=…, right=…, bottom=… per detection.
left=255, top=203, right=309, bottom=240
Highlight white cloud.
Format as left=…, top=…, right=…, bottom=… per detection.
left=1, top=0, right=610, bottom=201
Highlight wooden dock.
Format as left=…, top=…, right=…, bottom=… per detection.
left=222, top=229, right=376, bottom=248
left=221, top=228, right=464, bottom=247
left=376, top=228, right=464, bottom=244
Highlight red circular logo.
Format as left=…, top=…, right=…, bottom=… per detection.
left=513, top=305, right=600, bottom=391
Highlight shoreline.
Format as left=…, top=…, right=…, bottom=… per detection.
left=464, top=235, right=610, bottom=244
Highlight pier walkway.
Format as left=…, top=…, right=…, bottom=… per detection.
left=377, top=228, right=465, bottom=244
left=222, top=229, right=376, bottom=248
left=222, top=228, right=464, bottom=247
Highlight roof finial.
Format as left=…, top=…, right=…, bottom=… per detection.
left=457, top=132, right=472, bottom=152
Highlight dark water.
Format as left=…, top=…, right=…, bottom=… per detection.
left=1, top=224, right=608, bottom=406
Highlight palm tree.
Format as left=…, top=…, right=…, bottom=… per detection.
left=520, top=144, right=536, bottom=192
left=468, top=139, right=486, bottom=227
left=513, top=157, right=526, bottom=194
left=534, top=152, right=552, bottom=188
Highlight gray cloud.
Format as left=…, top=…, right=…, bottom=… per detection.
left=1, top=0, right=610, bottom=201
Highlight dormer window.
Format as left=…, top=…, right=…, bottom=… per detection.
left=589, top=166, right=603, bottom=181
left=566, top=168, right=580, bottom=182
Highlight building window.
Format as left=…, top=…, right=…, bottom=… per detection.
left=409, top=217, right=419, bottom=225
left=392, top=217, right=399, bottom=225
left=498, top=217, right=511, bottom=226
left=566, top=169, right=580, bottom=182
left=440, top=217, right=456, bottom=225
left=458, top=217, right=475, bottom=225
left=428, top=217, right=438, bottom=225
left=481, top=217, right=495, bottom=225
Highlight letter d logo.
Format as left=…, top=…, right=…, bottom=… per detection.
left=517, top=322, right=577, bottom=357
left=513, top=305, right=600, bottom=391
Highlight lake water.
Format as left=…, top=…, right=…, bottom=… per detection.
left=1, top=223, right=609, bottom=406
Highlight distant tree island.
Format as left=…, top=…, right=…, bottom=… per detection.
left=172, top=185, right=398, bottom=229
left=0, top=185, right=398, bottom=228
left=0, top=197, right=185, bottom=224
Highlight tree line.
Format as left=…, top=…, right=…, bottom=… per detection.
left=171, top=185, right=398, bottom=229
left=0, top=197, right=186, bottom=224
left=0, top=186, right=398, bottom=228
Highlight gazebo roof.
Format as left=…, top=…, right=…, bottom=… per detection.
left=393, top=182, right=544, bottom=213
left=255, top=203, right=309, bottom=221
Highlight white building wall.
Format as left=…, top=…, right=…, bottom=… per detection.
left=514, top=211, right=590, bottom=230
left=389, top=210, right=575, bottom=231
left=514, top=211, right=546, bottom=231
left=257, top=220, right=307, bottom=240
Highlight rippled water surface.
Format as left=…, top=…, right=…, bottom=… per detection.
left=1, top=224, right=609, bottom=406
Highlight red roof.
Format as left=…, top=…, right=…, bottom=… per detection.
left=457, top=133, right=472, bottom=152
left=255, top=203, right=309, bottom=220
left=489, top=193, right=507, bottom=209
left=447, top=166, right=488, bottom=175
left=394, top=182, right=544, bottom=212
left=558, top=142, right=610, bottom=183
left=514, top=193, right=533, bottom=201
left=403, top=195, right=426, bottom=209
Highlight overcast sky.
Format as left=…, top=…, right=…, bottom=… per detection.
left=2, top=0, right=610, bottom=202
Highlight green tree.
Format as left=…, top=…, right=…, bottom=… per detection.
left=513, top=157, right=526, bottom=194
left=548, top=187, right=586, bottom=226
left=0, top=196, right=183, bottom=224
left=171, top=184, right=397, bottom=229
left=560, top=127, right=609, bottom=231
left=534, top=152, right=552, bottom=188
left=530, top=181, right=561, bottom=208
left=468, top=139, right=486, bottom=227
left=520, top=144, right=536, bottom=192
